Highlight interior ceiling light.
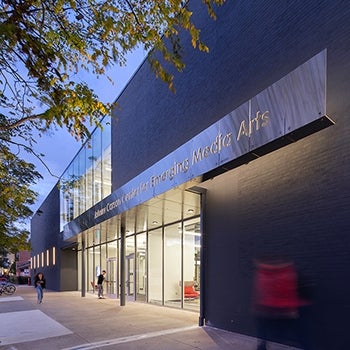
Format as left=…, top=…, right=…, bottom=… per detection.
left=152, top=221, right=159, bottom=225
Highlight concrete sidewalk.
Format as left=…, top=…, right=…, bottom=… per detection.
left=0, top=285, right=298, bottom=350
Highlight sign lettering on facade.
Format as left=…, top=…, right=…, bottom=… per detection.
left=64, top=50, right=331, bottom=239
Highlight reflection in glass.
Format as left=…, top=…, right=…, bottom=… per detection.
left=148, top=228, right=162, bottom=305
left=105, top=216, right=120, bottom=241
left=94, top=245, right=101, bottom=280
left=94, top=226, right=101, bottom=245
left=87, top=247, right=95, bottom=292
left=85, top=136, right=94, bottom=210
left=106, top=241, right=118, bottom=296
left=106, top=257, right=117, bottom=296
left=183, top=219, right=201, bottom=311
left=59, top=116, right=111, bottom=231
left=136, top=233, right=147, bottom=301
left=164, top=223, right=182, bottom=308
left=92, top=128, right=102, bottom=203
left=75, top=188, right=201, bottom=313
left=100, top=243, right=107, bottom=273
left=125, top=236, right=135, bottom=297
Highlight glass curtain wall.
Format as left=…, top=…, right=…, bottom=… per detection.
left=147, top=218, right=201, bottom=310
left=101, top=118, right=112, bottom=199
left=59, top=118, right=111, bottom=231
left=92, top=128, right=102, bottom=203
left=77, top=190, right=201, bottom=312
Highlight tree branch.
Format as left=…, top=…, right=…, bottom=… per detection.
left=0, top=136, right=59, bottom=178
left=0, top=114, right=45, bottom=131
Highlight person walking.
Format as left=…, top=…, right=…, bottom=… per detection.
left=34, top=272, right=46, bottom=304
left=253, top=258, right=301, bottom=350
left=97, top=270, right=106, bottom=299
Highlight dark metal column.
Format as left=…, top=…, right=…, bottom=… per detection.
left=120, top=214, right=126, bottom=306
left=81, top=235, right=86, bottom=297
left=198, top=188, right=207, bottom=326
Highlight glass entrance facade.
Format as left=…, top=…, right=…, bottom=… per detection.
left=58, top=110, right=202, bottom=312
left=77, top=189, right=201, bottom=311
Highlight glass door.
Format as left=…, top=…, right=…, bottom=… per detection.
left=148, top=228, right=163, bottom=305
left=183, top=219, right=201, bottom=311
left=125, top=235, right=135, bottom=299
left=106, top=258, right=117, bottom=297
left=136, top=233, right=147, bottom=301
left=125, top=253, right=135, bottom=298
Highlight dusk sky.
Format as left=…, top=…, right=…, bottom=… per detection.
left=27, top=48, right=147, bottom=216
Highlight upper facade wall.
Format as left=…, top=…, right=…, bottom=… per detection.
left=111, top=0, right=350, bottom=190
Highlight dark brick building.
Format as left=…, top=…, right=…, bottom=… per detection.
left=31, top=1, right=350, bottom=349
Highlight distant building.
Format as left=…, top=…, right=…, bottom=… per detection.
left=16, top=251, right=31, bottom=277
left=31, top=1, right=350, bottom=349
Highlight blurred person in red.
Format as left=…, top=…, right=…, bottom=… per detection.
left=253, top=257, right=305, bottom=350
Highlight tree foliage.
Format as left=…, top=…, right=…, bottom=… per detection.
left=0, top=138, right=41, bottom=251
left=0, top=0, right=225, bottom=251
left=1, top=0, right=225, bottom=140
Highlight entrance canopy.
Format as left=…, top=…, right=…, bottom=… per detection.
left=66, top=186, right=202, bottom=246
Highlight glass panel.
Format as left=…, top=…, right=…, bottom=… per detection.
left=101, top=243, right=107, bottom=272
left=102, top=117, right=112, bottom=198
left=59, top=119, right=112, bottom=225
left=183, top=218, right=201, bottom=311
left=106, top=257, right=117, bottom=295
left=135, top=205, right=148, bottom=233
left=125, top=236, right=135, bottom=297
left=163, top=191, right=182, bottom=225
left=73, top=154, right=79, bottom=218
left=125, top=208, right=136, bottom=235
left=86, top=138, right=94, bottom=210
left=183, top=191, right=201, bottom=218
left=107, top=240, right=118, bottom=259
left=87, top=247, right=95, bottom=293
left=94, top=245, right=102, bottom=294
left=136, top=233, right=147, bottom=301
left=106, top=216, right=120, bottom=241
left=147, top=198, right=163, bottom=231
left=164, top=223, right=182, bottom=308
left=102, top=144, right=112, bottom=198
left=60, top=163, right=75, bottom=226
left=101, top=117, right=111, bottom=198
left=60, top=169, right=71, bottom=231
left=101, top=117, right=111, bottom=152
left=148, top=228, right=162, bottom=305
left=94, top=226, right=101, bottom=245
left=92, top=128, right=102, bottom=204
left=100, top=221, right=107, bottom=243
left=107, top=239, right=118, bottom=295
left=78, top=146, right=86, bottom=215
left=86, top=228, right=93, bottom=248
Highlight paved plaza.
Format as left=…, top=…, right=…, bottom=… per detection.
left=0, top=285, right=299, bottom=350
